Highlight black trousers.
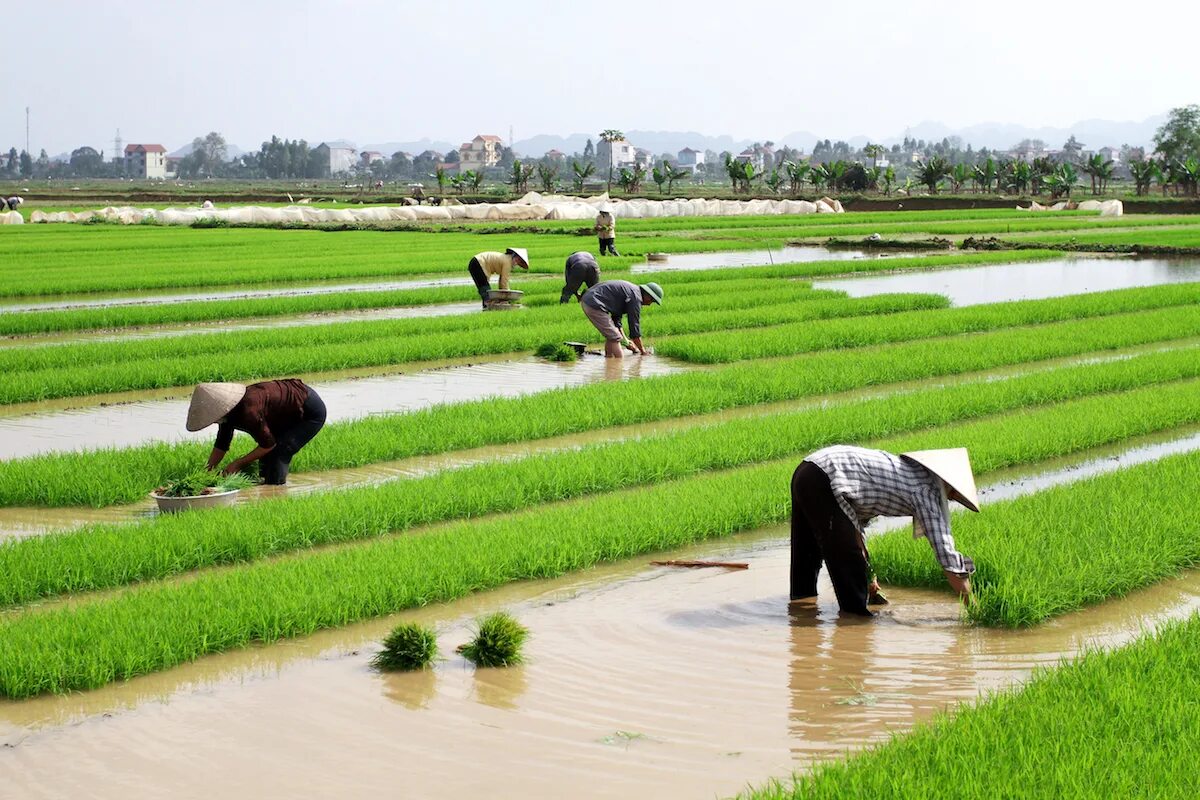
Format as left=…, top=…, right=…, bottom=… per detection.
left=560, top=263, right=600, bottom=303
left=467, top=257, right=490, bottom=307
left=261, top=388, right=327, bottom=485
left=790, top=461, right=873, bottom=615
left=598, top=237, right=619, bottom=256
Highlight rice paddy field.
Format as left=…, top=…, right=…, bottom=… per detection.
left=2, top=207, right=1200, bottom=798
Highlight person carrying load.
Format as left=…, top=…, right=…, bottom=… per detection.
left=467, top=247, right=529, bottom=309
left=186, top=379, right=327, bottom=486
left=593, top=206, right=619, bottom=256
left=790, top=446, right=980, bottom=615
left=579, top=279, right=663, bottom=358
left=560, top=250, right=601, bottom=303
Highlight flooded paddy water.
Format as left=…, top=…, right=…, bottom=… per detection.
left=4, top=443, right=1200, bottom=798
left=815, top=255, right=1200, bottom=305
left=0, top=354, right=686, bottom=460
left=631, top=245, right=891, bottom=272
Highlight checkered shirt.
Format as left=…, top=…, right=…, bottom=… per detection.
left=804, top=445, right=975, bottom=575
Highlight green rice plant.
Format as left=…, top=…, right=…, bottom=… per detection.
left=1, top=387, right=1199, bottom=696
left=457, top=612, right=528, bottom=668
left=2, top=348, right=1198, bottom=608
left=869, top=447, right=1200, bottom=627
left=534, top=342, right=578, bottom=362
left=3, top=303, right=1198, bottom=509
left=370, top=622, right=439, bottom=672
left=738, top=613, right=1200, bottom=799
left=0, top=293, right=947, bottom=404
left=153, top=469, right=254, bottom=498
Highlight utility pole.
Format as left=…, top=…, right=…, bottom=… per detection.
left=113, top=128, right=123, bottom=162
left=25, top=107, right=30, bottom=155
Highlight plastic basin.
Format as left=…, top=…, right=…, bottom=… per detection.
left=150, top=488, right=240, bottom=514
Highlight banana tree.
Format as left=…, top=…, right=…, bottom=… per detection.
left=448, top=173, right=465, bottom=195
left=536, top=163, right=559, bottom=193
left=1179, top=157, right=1200, bottom=197
left=509, top=160, right=534, bottom=193
left=864, top=166, right=881, bottom=192
left=783, top=160, right=810, bottom=195
left=571, top=160, right=595, bottom=192
left=914, top=156, right=950, bottom=194
left=973, top=157, right=998, bottom=193
left=809, top=163, right=830, bottom=193
left=881, top=165, right=896, bottom=196
left=1128, top=158, right=1158, bottom=196
left=949, top=162, right=972, bottom=193
left=467, top=169, right=486, bottom=193
left=651, top=162, right=670, bottom=194
left=431, top=166, right=448, bottom=196
left=1082, top=153, right=1114, bottom=195
left=763, top=168, right=786, bottom=195
left=1043, top=162, right=1078, bottom=199
left=825, top=160, right=847, bottom=192
left=665, top=163, right=688, bottom=194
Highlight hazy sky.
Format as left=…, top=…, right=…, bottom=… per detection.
left=4, top=0, right=1197, bottom=156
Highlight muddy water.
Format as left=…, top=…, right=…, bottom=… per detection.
left=0, top=275, right=499, bottom=313
left=1, top=302, right=480, bottom=348
left=0, top=355, right=687, bottom=460
left=631, top=245, right=892, bottom=272
left=814, top=255, right=1200, bottom=306
left=2, top=518, right=1198, bottom=799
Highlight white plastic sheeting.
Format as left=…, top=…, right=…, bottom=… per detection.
left=29, top=190, right=847, bottom=226
left=0, top=211, right=23, bottom=225
left=1019, top=199, right=1123, bottom=217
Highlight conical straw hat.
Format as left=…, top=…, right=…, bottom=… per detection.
left=507, top=247, right=530, bottom=268
left=186, top=382, right=246, bottom=431
left=901, top=448, right=980, bottom=512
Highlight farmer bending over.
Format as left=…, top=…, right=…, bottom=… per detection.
left=560, top=250, right=601, bottom=303
left=790, top=446, right=979, bottom=615
left=186, top=379, right=327, bottom=486
left=467, top=247, right=529, bottom=309
left=580, top=279, right=662, bottom=358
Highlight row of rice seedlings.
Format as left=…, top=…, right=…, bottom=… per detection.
left=870, top=441, right=1200, bottom=627
left=1, top=384, right=1196, bottom=697
left=3, top=347, right=1197, bottom=606
left=738, top=609, right=1200, bottom=799
left=8, top=268, right=1194, bottom=388
left=0, top=294, right=947, bottom=404
left=1006, top=224, right=1200, bottom=249
left=654, top=281, right=1200, bottom=362
left=5, top=304, right=1198, bottom=508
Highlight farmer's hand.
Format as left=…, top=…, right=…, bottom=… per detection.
left=945, top=571, right=972, bottom=601
left=867, top=578, right=889, bottom=605
left=221, top=463, right=239, bottom=477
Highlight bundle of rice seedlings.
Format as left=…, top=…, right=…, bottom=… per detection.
left=458, top=612, right=529, bottom=667
left=371, top=622, right=439, bottom=672
left=534, top=342, right=578, bottom=362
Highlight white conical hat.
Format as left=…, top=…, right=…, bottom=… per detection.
left=186, top=382, right=246, bottom=431
left=901, top=448, right=980, bottom=512
left=507, top=247, right=529, bottom=267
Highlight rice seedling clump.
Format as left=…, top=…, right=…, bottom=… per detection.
left=534, top=342, right=578, bottom=362
left=371, top=622, right=439, bottom=672
left=459, top=612, right=529, bottom=667
left=153, top=470, right=255, bottom=498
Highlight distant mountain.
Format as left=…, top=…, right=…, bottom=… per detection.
left=880, top=115, right=1165, bottom=151
left=362, top=139, right=456, bottom=156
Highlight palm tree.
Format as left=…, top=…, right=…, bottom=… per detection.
left=571, top=160, right=595, bottom=192
left=599, top=129, right=625, bottom=193
left=914, top=156, right=951, bottom=194
left=863, top=143, right=884, bottom=169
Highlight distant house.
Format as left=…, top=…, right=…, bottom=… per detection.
left=597, top=137, right=637, bottom=170
left=545, top=149, right=566, bottom=163
left=459, top=135, right=503, bottom=169
left=313, top=142, right=358, bottom=175
left=124, top=144, right=167, bottom=179
left=677, top=147, right=705, bottom=174
left=360, top=151, right=385, bottom=166
left=735, top=148, right=764, bottom=171
left=1097, top=146, right=1120, bottom=164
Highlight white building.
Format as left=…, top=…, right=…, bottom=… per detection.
left=597, top=138, right=637, bottom=170
left=314, top=142, right=358, bottom=175
left=124, top=144, right=167, bottom=179
left=677, top=147, right=705, bottom=174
